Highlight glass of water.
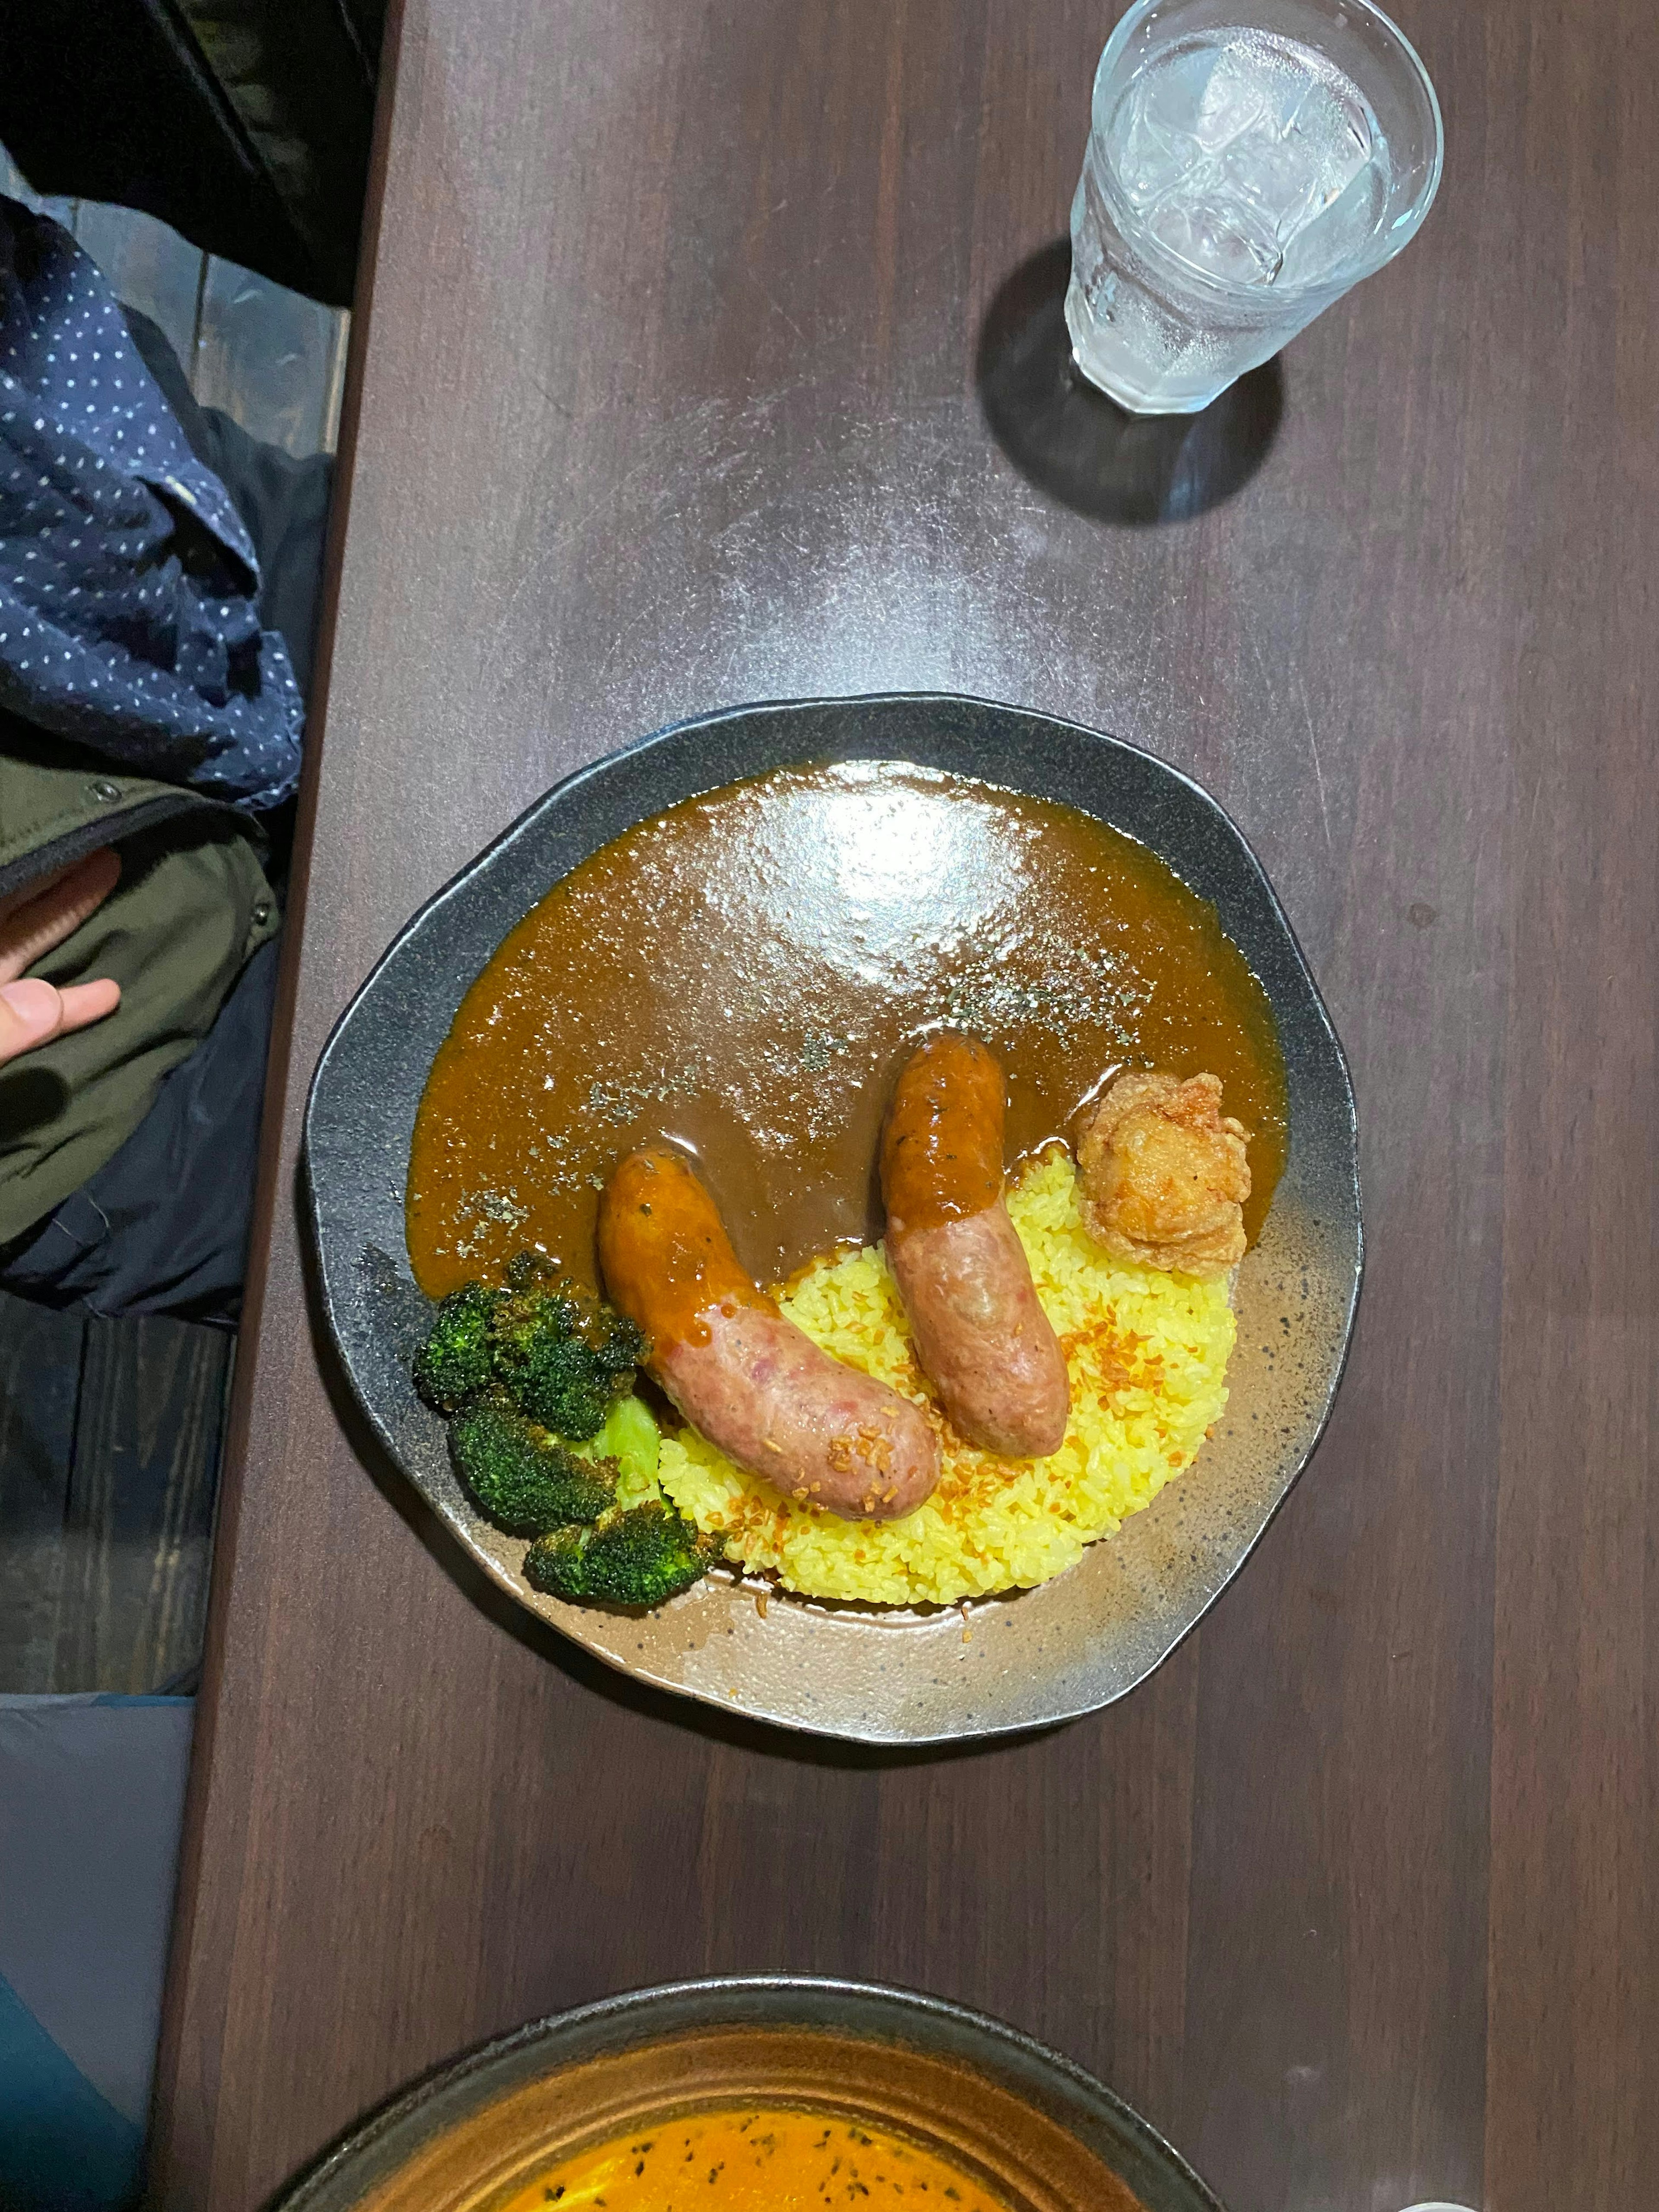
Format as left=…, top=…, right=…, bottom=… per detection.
left=1066, top=0, right=1443, bottom=414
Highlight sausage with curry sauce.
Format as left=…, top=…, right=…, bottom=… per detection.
left=881, top=1033, right=1070, bottom=1459
left=598, top=1145, right=939, bottom=1521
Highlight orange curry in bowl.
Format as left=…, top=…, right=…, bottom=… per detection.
left=498, top=2105, right=1008, bottom=2212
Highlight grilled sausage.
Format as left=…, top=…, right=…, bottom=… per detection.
left=881, top=1033, right=1070, bottom=1458
left=598, top=1145, right=939, bottom=1521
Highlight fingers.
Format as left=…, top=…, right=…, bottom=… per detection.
left=56, top=976, right=123, bottom=1032
left=0, top=974, right=121, bottom=1068
left=0, top=848, right=125, bottom=1068
left=0, top=848, right=123, bottom=984
left=0, top=978, right=67, bottom=1066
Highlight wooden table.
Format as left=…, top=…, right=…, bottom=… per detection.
left=149, top=1, right=1659, bottom=2206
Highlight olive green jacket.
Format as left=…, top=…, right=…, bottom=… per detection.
left=0, top=740, right=280, bottom=1245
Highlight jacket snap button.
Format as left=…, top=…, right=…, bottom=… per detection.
left=89, top=778, right=122, bottom=804
left=252, top=902, right=273, bottom=926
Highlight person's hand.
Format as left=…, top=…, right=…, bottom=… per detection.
left=0, top=849, right=122, bottom=1069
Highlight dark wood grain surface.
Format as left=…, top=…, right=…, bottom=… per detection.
left=148, top=1, right=1659, bottom=2206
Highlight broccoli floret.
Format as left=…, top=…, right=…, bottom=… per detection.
left=523, top=1501, right=718, bottom=1607
left=489, top=1254, right=645, bottom=1440
left=413, top=1281, right=499, bottom=1413
left=413, top=1254, right=647, bottom=1438
left=571, top=1392, right=661, bottom=1499
left=451, top=1395, right=620, bottom=1536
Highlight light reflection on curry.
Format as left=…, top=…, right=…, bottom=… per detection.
left=406, top=760, right=1286, bottom=1301
left=496, top=2106, right=1010, bottom=2212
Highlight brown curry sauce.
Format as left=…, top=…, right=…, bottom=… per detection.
left=406, top=761, right=1287, bottom=1300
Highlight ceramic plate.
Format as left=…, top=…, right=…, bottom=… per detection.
left=272, top=1977, right=1224, bottom=2212
left=303, top=695, right=1361, bottom=1743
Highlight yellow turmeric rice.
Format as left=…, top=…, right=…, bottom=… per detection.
left=655, top=1148, right=1234, bottom=1606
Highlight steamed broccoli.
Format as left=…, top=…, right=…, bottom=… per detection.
left=522, top=1500, right=718, bottom=1607
left=413, top=1281, right=499, bottom=1413
left=413, top=1253, right=646, bottom=1440
left=451, top=1395, right=619, bottom=1536
left=488, top=1254, right=645, bottom=1440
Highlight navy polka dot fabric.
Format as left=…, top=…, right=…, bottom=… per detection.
left=0, top=199, right=303, bottom=808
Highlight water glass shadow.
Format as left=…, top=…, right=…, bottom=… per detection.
left=975, top=240, right=1282, bottom=526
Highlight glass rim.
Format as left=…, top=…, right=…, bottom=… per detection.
left=1089, top=0, right=1446, bottom=304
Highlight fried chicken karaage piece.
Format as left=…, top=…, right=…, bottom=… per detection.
left=1076, top=1070, right=1251, bottom=1279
